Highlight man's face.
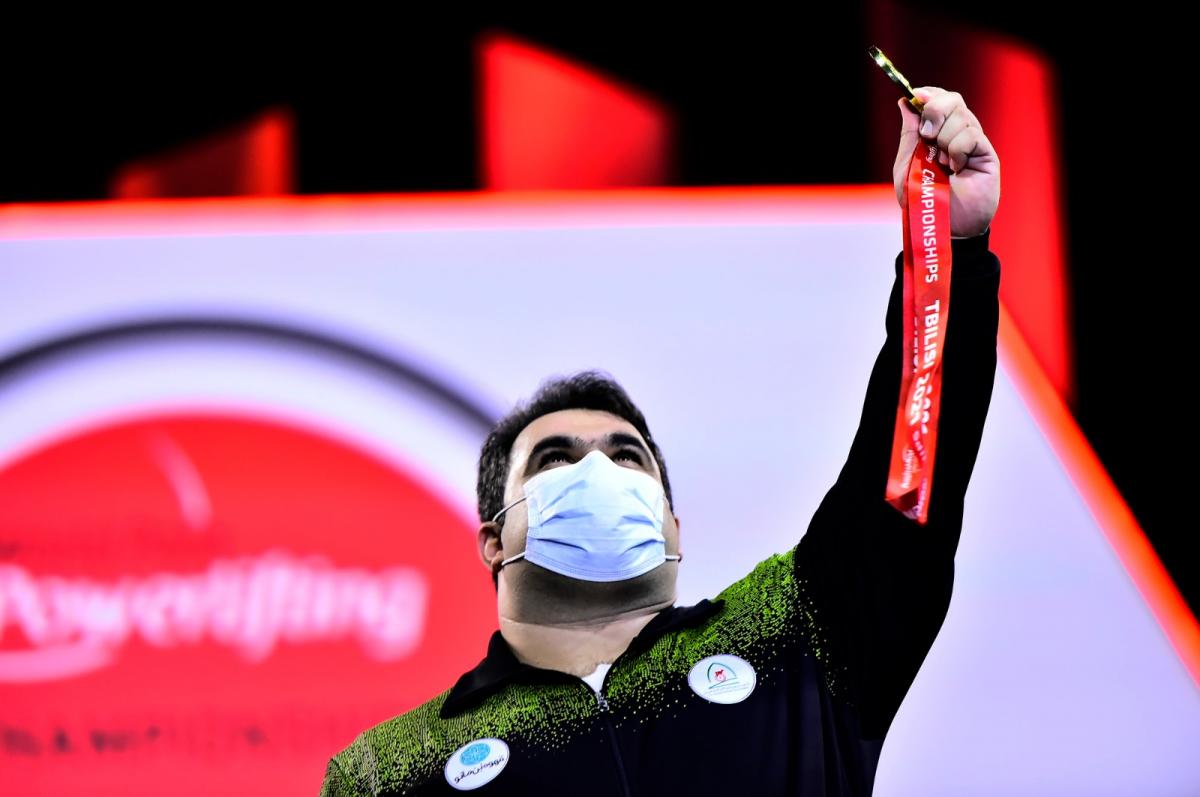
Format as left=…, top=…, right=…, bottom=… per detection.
left=477, top=408, right=681, bottom=581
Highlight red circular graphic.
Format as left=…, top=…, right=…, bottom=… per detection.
left=0, top=413, right=496, bottom=795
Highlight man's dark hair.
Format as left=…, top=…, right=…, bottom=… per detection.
left=476, top=369, right=674, bottom=589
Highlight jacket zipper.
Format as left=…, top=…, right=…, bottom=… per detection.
left=584, top=673, right=632, bottom=797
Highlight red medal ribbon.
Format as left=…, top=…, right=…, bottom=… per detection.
left=886, top=137, right=952, bottom=525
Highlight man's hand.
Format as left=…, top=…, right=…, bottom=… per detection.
left=893, top=86, right=1000, bottom=239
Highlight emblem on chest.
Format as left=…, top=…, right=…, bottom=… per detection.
left=444, top=738, right=510, bottom=790
left=687, top=654, right=757, bottom=704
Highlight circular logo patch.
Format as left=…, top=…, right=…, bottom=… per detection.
left=444, top=737, right=510, bottom=790
left=687, top=654, right=757, bottom=704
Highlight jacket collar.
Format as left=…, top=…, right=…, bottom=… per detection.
left=439, top=598, right=725, bottom=719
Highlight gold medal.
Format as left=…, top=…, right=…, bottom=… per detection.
left=867, top=46, right=924, bottom=113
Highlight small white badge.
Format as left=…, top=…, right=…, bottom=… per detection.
left=688, top=654, right=757, bottom=704
left=444, top=737, right=510, bottom=791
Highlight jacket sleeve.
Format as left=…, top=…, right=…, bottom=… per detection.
left=793, top=227, right=1001, bottom=739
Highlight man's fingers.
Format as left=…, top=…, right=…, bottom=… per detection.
left=946, top=126, right=988, bottom=173
left=910, top=87, right=991, bottom=173
left=913, top=87, right=965, bottom=141
left=935, top=105, right=972, bottom=154
left=897, top=87, right=985, bottom=200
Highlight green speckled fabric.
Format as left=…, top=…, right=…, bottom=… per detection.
left=322, top=543, right=841, bottom=796
left=604, top=545, right=845, bottom=720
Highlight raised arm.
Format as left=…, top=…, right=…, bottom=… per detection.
left=794, top=87, right=1002, bottom=739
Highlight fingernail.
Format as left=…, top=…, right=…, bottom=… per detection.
left=920, top=120, right=933, bottom=137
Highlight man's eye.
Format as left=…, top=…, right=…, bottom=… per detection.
left=539, top=450, right=641, bottom=468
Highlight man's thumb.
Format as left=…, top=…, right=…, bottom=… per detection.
left=895, top=97, right=921, bottom=167
left=894, top=97, right=923, bottom=204
left=898, top=96, right=921, bottom=135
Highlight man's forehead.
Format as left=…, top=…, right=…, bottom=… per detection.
left=512, top=409, right=643, bottom=456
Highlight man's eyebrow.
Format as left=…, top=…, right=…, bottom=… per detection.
left=524, top=432, right=654, bottom=471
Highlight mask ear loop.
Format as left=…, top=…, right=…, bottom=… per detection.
left=491, top=494, right=527, bottom=525
left=498, top=551, right=526, bottom=569
left=661, top=490, right=681, bottom=564
left=491, top=495, right=530, bottom=572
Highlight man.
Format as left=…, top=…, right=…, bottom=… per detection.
left=320, top=85, right=1001, bottom=796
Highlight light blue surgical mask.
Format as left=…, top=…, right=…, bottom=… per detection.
left=493, top=449, right=681, bottom=582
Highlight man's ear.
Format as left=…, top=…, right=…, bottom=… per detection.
left=478, top=521, right=504, bottom=571
left=664, top=501, right=682, bottom=556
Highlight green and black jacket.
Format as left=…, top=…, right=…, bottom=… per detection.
left=320, top=230, right=1001, bottom=796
